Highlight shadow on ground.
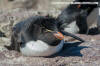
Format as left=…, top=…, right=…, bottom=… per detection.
left=46, top=42, right=88, bottom=58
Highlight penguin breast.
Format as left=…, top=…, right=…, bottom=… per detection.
left=20, top=40, right=64, bottom=56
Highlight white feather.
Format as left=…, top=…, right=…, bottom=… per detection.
left=20, top=40, right=64, bottom=56
left=63, top=21, right=79, bottom=33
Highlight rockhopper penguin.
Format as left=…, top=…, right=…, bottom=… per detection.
left=57, top=0, right=99, bottom=34
left=6, top=16, right=84, bottom=56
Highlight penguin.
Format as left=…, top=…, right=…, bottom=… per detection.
left=57, top=0, right=99, bottom=34
left=6, top=16, right=84, bottom=57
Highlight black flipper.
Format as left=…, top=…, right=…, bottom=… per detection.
left=60, top=30, right=85, bottom=42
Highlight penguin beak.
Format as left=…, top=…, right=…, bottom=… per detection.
left=53, top=32, right=64, bottom=40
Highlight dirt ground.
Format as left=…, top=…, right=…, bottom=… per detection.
left=0, top=34, right=100, bottom=66
left=0, top=0, right=100, bottom=66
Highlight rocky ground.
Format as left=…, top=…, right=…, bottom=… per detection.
left=0, top=0, right=100, bottom=66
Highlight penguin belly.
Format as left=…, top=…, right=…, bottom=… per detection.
left=63, top=21, right=79, bottom=34
left=20, top=40, right=64, bottom=56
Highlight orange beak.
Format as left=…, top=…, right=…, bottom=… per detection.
left=53, top=32, right=64, bottom=40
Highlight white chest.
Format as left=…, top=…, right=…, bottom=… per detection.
left=20, top=40, right=64, bottom=56
left=63, top=21, right=79, bottom=33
